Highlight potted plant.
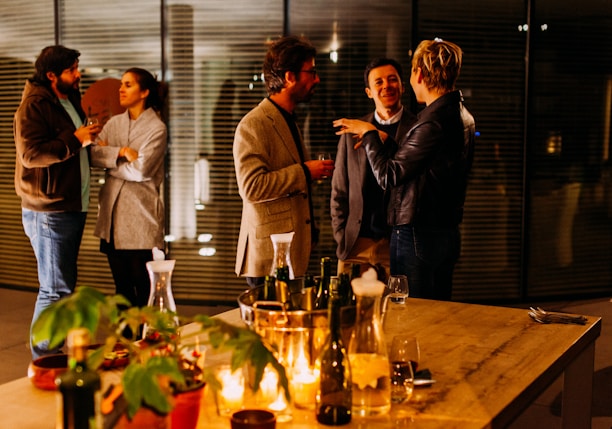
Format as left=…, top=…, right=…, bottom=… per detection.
left=32, top=286, right=289, bottom=426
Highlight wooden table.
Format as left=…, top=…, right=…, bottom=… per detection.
left=0, top=298, right=600, bottom=429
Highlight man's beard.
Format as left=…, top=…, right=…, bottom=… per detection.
left=56, top=77, right=79, bottom=96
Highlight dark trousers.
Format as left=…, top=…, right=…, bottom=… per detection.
left=102, top=240, right=152, bottom=307
left=390, top=224, right=460, bottom=301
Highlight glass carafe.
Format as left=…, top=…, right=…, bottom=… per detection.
left=270, top=232, right=295, bottom=279
left=348, top=268, right=391, bottom=417
left=143, top=259, right=178, bottom=339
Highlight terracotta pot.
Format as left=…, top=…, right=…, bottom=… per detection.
left=114, top=407, right=170, bottom=429
left=170, top=383, right=205, bottom=429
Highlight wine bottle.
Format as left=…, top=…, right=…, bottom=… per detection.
left=263, top=274, right=276, bottom=300
left=315, top=257, right=332, bottom=309
left=275, top=265, right=290, bottom=307
left=57, top=328, right=102, bottom=429
left=337, top=273, right=351, bottom=307
left=316, top=296, right=352, bottom=425
left=302, top=274, right=315, bottom=310
left=348, top=263, right=360, bottom=306
left=350, top=263, right=361, bottom=280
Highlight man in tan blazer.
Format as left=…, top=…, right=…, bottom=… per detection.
left=233, top=35, right=334, bottom=287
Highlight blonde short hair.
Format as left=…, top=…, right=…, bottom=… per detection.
left=411, top=39, right=463, bottom=92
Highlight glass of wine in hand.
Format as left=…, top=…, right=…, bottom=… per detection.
left=316, top=152, right=333, bottom=180
left=389, top=335, right=419, bottom=404
left=85, top=117, right=100, bottom=144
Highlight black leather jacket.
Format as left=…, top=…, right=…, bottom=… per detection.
left=362, top=90, right=475, bottom=228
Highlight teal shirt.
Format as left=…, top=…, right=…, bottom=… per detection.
left=59, top=98, right=90, bottom=212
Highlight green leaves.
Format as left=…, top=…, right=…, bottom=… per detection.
left=31, top=285, right=290, bottom=417
left=192, top=314, right=290, bottom=401
left=31, top=286, right=108, bottom=349
left=122, top=356, right=185, bottom=418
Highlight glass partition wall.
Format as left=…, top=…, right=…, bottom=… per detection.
left=0, top=0, right=610, bottom=304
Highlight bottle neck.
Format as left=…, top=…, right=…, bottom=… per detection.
left=329, top=298, right=343, bottom=341
left=68, top=345, right=88, bottom=370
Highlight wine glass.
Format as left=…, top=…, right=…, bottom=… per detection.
left=389, top=335, right=419, bottom=404
left=86, top=117, right=99, bottom=126
left=85, top=117, right=100, bottom=144
left=387, top=275, right=409, bottom=304
left=317, top=152, right=333, bottom=180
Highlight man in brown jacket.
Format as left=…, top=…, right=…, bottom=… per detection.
left=233, top=36, right=333, bottom=287
left=14, top=45, right=100, bottom=359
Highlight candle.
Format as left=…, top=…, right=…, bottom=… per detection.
left=290, top=337, right=318, bottom=409
left=257, top=367, right=289, bottom=413
left=258, top=368, right=279, bottom=405
left=292, top=369, right=318, bottom=409
left=216, top=367, right=245, bottom=416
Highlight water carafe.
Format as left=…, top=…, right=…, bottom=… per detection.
left=143, top=248, right=178, bottom=339
left=270, top=232, right=295, bottom=279
left=348, top=267, right=391, bottom=417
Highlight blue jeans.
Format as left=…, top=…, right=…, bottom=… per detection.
left=390, top=224, right=460, bottom=301
left=22, top=209, right=87, bottom=359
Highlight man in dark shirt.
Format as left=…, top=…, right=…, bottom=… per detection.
left=331, top=58, right=416, bottom=278
left=333, top=40, right=476, bottom=300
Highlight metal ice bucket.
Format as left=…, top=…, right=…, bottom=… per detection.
left=237, top=285, right=355, bottom=366
left=237, top=285, right=330, bottom=366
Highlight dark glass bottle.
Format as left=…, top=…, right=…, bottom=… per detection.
left=275, top=265, right=290, bottom=307
left=348, top=263, right=360, bottom=306
left=57, top=328, right=101, bottom=429
left=263, top=274, right=276, bottom=300
left=350, top=263, right=361, bottom=280
left=316, top=296, right=352, bottom=425
left=302, top=274, right=315, bottom=310
left=316, top=257, right=332, bottom=309
left=337, top=273, right=351, bottom=307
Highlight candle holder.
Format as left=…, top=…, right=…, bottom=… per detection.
left=214, top=365, right=245, bottom=416
left=291, top=365, right=319, bottom=410
left=251, top=366, right=292, bottom=422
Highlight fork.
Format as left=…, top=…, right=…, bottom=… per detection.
left=528, top=307, right=588, bottom=325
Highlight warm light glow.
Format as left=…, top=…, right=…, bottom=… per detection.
left=268, top=390, right=289, bottom=412
left=259, top=367, right=279, bottom=404
left=198, top=233, right=213, bottom=242
left=290, top=335, right=319, bottom=409
left=216, top=367, right=245, bottom=415
left=328, top=20, right=340, bottom=63
left=198, top=247, right=216, bottom=256
left=330, top=50, right=338, bottom=63
left=292, top=367, right=318, bottom=409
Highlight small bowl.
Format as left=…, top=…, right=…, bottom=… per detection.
left=100, top=344, right=130, bottom=369
left=230, top=409, right=276, bottom=429
left=27, top=354, right=68, bottom=390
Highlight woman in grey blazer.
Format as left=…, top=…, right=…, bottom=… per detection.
left=91, top=68, right=167, bottom=307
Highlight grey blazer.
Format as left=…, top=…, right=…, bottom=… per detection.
left=330, top=109, right=416, bottom=260
left=233, top=98, right=312, bottom=278
left=90, top=108, right=167, bottom=250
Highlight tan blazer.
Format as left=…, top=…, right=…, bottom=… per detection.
left=233, top=98, right=312, bottom=278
